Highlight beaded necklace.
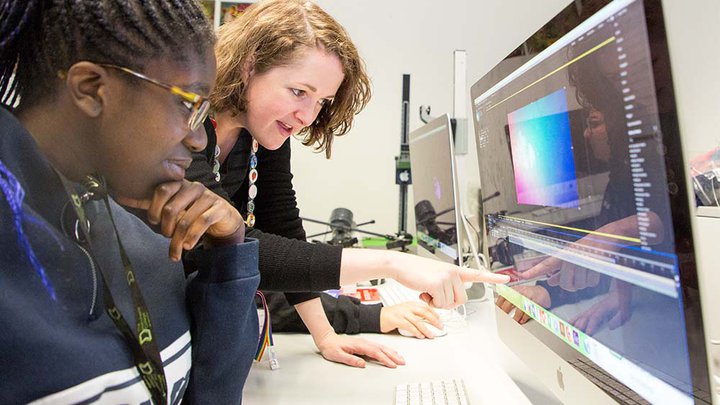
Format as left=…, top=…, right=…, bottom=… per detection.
left=210, top=118, right=221, bottom=182
left=208, top=118, right=258, bottom=228
left=246, top=137, right=259, bottom=228
left=212, top=144, right=221, bottom=181
left=207, top=120, right=274, bottom=366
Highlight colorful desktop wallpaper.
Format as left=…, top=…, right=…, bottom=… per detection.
left=507, top=88, right=579, bottom=208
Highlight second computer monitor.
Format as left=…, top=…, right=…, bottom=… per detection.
left=471, top=0, right=710, bottom=403
left=409, top=114, right=463, bottom=267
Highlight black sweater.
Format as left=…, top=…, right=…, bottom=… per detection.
left=186, top=119, right=382, bottom=333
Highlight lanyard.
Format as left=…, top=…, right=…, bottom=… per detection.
left=58, top=173, right=168, bottom=405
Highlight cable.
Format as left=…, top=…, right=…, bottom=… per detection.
left=254, top=291, right=279, bottom=370
left=461, top=213, right=487, bottom=269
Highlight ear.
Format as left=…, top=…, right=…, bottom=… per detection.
left=241, top=56, right=256, bottom=83
left=63, top=62, right=110, bottom=118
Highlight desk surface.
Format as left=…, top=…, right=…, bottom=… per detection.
left=243, top=294, right=558, bottom=404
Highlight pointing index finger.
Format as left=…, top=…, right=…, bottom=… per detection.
left=459, top=267, right=511, bottom=284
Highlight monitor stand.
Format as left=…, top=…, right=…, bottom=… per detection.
left=461, top=212, right=487, bottom=300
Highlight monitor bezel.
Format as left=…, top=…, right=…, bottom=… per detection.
left=470, top=0, right=711, bottom=400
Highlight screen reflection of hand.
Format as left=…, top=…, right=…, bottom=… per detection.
left=523, top=255, right=601, bottom=292
left=517, top=228, right=611, bottom=292
left=570, top=279, right=633, bottom=335
left=519, top=213, right=661, bottom=292
left=496, top=285, right=551, bottom=325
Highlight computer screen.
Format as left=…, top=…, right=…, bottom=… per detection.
left=471, top=0, right=710, bottom=403
left=409, top=114, right=463, bottom=266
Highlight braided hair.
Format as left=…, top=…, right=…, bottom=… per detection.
left=0, top=0, right=213, bottom=297
left=0, top=0, right=215, bottom=108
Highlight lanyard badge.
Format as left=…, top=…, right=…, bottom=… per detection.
left=59, top=172, right=168, bottom=404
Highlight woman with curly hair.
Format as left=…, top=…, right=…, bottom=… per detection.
left=187, top=0, right=509, bottom=368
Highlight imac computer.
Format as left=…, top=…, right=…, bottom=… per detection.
left=408, top=114, right=465, bottom=267
left=471, top=0, right=712, bottom=403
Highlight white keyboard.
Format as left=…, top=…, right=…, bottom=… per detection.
left=378, top=279, right=425, bottom=307
left=395, top=378, right=470, bottom=405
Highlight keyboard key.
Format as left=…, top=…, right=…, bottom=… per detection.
left=395, top=379, right=470, bottom=405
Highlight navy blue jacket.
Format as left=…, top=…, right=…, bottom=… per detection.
left=0, top=107, right=259, bottom=404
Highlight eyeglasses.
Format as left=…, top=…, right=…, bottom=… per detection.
left=98, top=64, right=210, bottom=131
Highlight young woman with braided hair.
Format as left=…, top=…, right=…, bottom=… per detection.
left=0, top=1, right=506, bottom=402
left=0, top=0, right=259, bottom=402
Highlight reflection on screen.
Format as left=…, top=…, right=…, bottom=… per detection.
left=472, top=0, right=705, bottom=403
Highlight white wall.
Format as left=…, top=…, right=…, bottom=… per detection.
left=288, top=0, right=720, bottom=396
left=662, top=0, right=720, bottom=394
left=291, top=0, right=568, bottom=239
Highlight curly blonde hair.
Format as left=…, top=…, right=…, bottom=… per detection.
left=212, top=0, right=371, bottom=158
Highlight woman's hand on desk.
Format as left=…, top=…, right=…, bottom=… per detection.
left=314, top=330, right=405, bottom=368
left=380, top=302, right=443, bottom=339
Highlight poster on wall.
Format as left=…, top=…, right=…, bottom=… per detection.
left=200, top=1, right=255, bottom=28
left=219, top=2, right=254, bottom=25
left=200, top=1, right=214, bottom=19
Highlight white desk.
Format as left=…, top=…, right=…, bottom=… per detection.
left=243, top=295, right=558, bottom=404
